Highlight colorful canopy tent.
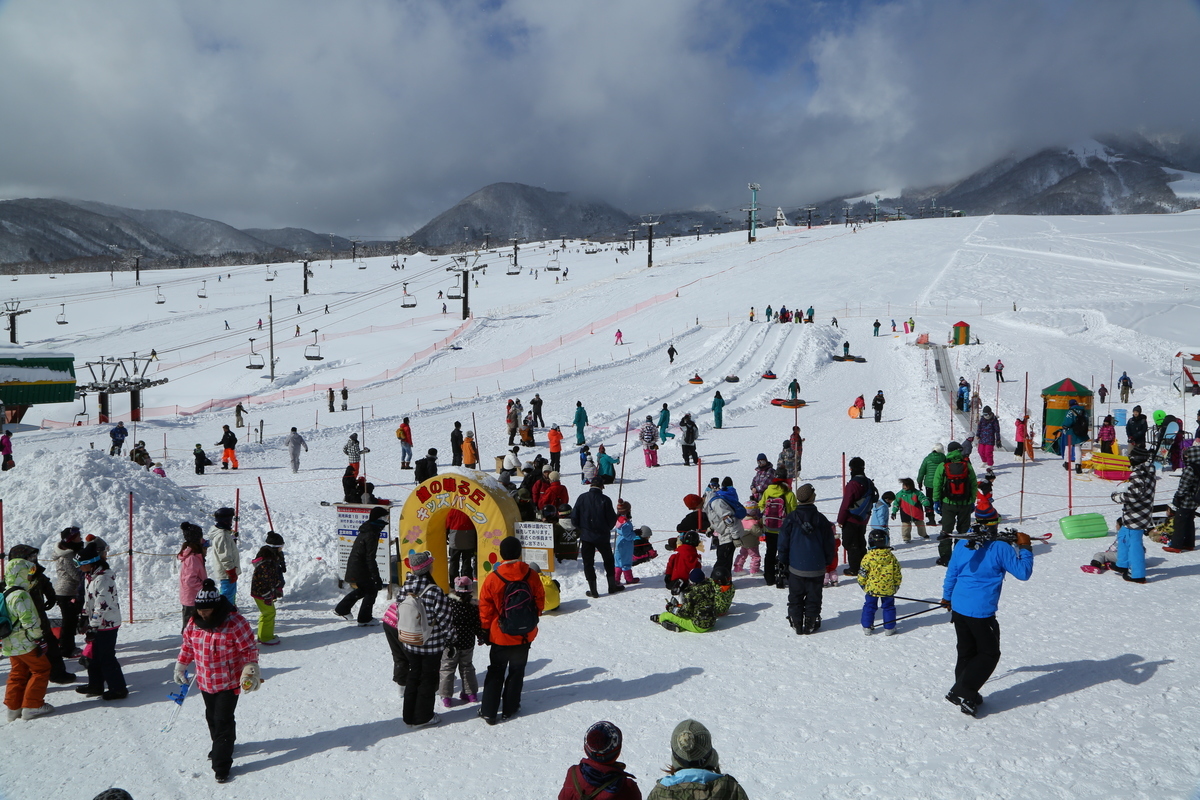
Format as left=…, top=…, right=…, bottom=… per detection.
left=951, top=321, right=970, bottom=346
left=1041, top=378, right=1093, bottom=451
left=0, top=344, right=76, bottom=424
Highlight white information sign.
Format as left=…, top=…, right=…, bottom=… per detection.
left=336, top=504, right=392, bottom=587
left=514, top=521, right=555, bottom=572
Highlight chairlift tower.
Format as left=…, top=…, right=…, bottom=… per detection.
left=79, top=355, right=168, bottom=423
left=744, top=183, right=761, bottom=243
left=640, top=215, right=661, bottom=268
left=3, top=300, right=30, bottom=344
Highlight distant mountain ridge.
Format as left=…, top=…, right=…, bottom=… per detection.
left=4, top=132, right=1199, bottom=268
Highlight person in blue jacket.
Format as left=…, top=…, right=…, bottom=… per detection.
left=940, top=531, right=1034, bottom=717
left=108, top=421, right=128, bottom=456
left=777, top=483, right=837, bottom=635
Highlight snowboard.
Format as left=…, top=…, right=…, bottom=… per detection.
left=1080, top=564, right=1109, bottom=574
left=1153, top=420, right=1181, bottom=467
left=162, top=671, right=196, bottom=733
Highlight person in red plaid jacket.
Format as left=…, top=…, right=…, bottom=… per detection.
left=176, top=579, right=260, bottom=784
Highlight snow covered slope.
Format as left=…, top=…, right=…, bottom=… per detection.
left=1, top=214, right=1199, bottom=799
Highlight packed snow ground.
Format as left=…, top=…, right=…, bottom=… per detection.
left=2, top=213, right=1200, bottom=799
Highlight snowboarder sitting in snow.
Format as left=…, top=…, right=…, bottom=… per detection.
left=129, top=441, right=152, bottom=468
left=859, top=530, right=902, bottom=635
left=664, top=531, right=703, bottom=593
left=651, top=565, right=734, bottom=633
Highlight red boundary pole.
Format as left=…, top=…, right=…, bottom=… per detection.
left=128, top=492, right=134, bottom=624
left=258, top=477, right=274, bottom=531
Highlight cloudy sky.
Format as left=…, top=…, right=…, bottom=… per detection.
left=2, top=0, right=1199, bottom=237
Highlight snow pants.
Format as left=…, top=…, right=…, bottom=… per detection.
left=549, top=450, right=561, bottom=472
left=85, top=628, right=126, bottom=695
left=575, top=423, right=586, bottom=446
left=842, top=520, right=867, bottom=574
left=1169, top=510, right=1196, bottom=551
left=481, top=642, right=530, bottom=720
left=219, top=578, right=237, bottom=608
left=900, top=518, right=928, bottom=542
left=861, top=594, right=896, bottom=630
left=978, top=443, right=994, bottom=466
left=438, top=648, right=478, bottom=698
left=734, top=544, right=761, bottom=574
left=449, top=547, right=476, bottom=580
left=950, top=612, right=1001, bottom=705
left=289, top=449, right=302, bottom=473
left=5, top=651, right=50, bottom=711
left=334, top=584, right=378, bottom=624
left=254, top=598, right=276, bottom=642
left=657, top=611, right=711, bottom=633
left=202, top=689, right=239, bottom=779
left=222, top=448, right=238, bottom=469
left=1116, top=526, right=1146, bottom=580
left=681, top=444, right=698, bottom=465
left=643, top=447, right=658, bottom=467
left=713, top=408, right=723, bottom=428
left=383, top=624, right=410, bottom=686
left=402, top=651, right=440, bottom=725
left=580, top=540, right=618, bottom=592
left=56, top=594, right=81, bottom=656
left=786, top=573, right=824, bottom=627
left=762, top=532, right=779, bottom=586
left=659, top=424, right=675, bottom=444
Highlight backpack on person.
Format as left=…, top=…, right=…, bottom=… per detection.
left=763, top=496, right=787, bottom=532
left=497, top=568, right=539, bottom=637
left=0, top=587, right=22, bottom=640
left=943, top=460, right=971, bottom=503
left=395, top=585, right=435, bottom=645
left=1071, top=411, right=1090, bottom=441
left=848, top=476, right=878, bottom=520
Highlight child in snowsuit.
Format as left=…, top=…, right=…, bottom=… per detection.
left=194, top=444, right=213, bottom=475
left=652, top=566, right=734, bottom=633
left=530, top=564, right=561, bottom=612
left=1112, top=446, right=1156, bottom=583
left=858, top=530, right=902, bottom=634
left=734, top=503, right=763, bottom=576
left=891, top=478, right=931, bottom=542
left=439, top=577, right=482, bottom=707
left=974, top=480, right=1000, bottom=533
left=613, top=502, right=640, bottom=585
left=869, top=491, right=895, bottom=548
left=664, top=531, right=702, bottom=593
left=249, top=545, right=285, bottom=645
left=581, top=456, right=597, bottom=486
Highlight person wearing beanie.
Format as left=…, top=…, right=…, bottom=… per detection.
left=193, top=443, right=213, bottom=475
left=51, top=527, right=85, bottom=658
left=646, top=719, right=748, bottom=799
left=178, top=522, right=208, bottom=633
left=207, top=507, right=241, bottom=608
left=871, top=390, right=886, bottom=423
left=1058, top=399, right=1089, bottom=469
left=1013, top=416, right=1032, bottom=460
left=283, top=427, right=308, bottom=473
left=546, top=422, right=564, bottom=472
left=676, top=494, right=709, bottom=537
left=734, top=502, right=764, bottom=578
left=711, top=391, right=725, bottom=429
left=1125, top=405, right=1148, bottom=449
left=7, top=544, right=75, bottom=685
left=859, top=529, right=903, bottom=635
left=449, top=420, right=463, bottom=467
left=640, top=414, right=660, bottom=468
left=3, top=557, right=54, bottom=720
left=837, top=456, right=877, bottom=577
left=931, top=442, right=978, bottom=567
left=757, top=470, right=797, bottom=586
left=540, top=471, right=570, bottom=516
left=652, top=563, right=735, bottom=633
left=595, top=444, right=620, bottom=487
left=343, top=432, right=369, bottom=478
left=398, top=550, right=452, bottom=728
left=478, top=536, right=545, bottom=725
left=941, top=515, right=1034, bottom=719
left=445, top=508, right=478, bottom=580
left=704, top=480, right=744, bottom=578
left=658, top=403, right=676, bottom=445
left=571, top=479, right=622, bottom=597
left=917, top=444, right=947, bottom=526
left=249, top=542, right=286, bottom=645
left=1165, top=442, right=1200, bottom=553
left=438, top=576, right=482, bottom=710
left=613, top=501, right=640, bottom=585
left=679, top=413, right=700, bottom=466
left=507, top=399, right=521, bottom=446
left=216, top=424, right=239, bottom=470
left=176, top=578, right=260, bottom=783
left=334, top=506, right=389, bottom=625
left=413, top=447, right=439, bottom=483
left=976, top=405, right=1001, bottom=467
left=748, top=453, right=775, bottom=502
left=1111, top=446, right=1157, bottom=583
left=778, top=483, right=837, bottom=634
left=462, top=430, right=478, bottom=470
left=559, top=720, right=641, bottom=800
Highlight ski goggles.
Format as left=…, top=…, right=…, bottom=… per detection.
left=75, top=554, right=103, bottom=567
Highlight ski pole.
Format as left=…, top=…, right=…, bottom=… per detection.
left=258, top=476, right=274, bottom=531
left=892, top=595, right=943, bottom=605
left=871, top=604, right=945, bottom=629
left=617, top=408, right=631, bottom=497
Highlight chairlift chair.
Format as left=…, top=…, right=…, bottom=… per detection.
left=155, top=287, right=166, bottom=304
left=304, top=330, right=324, bottom=361
left=197, top=280, right=207, bottom=299
left=56, top=304, right=68, bottom=325
left=265, top=266, right=275, bottom=282
left=447, top=278, right=463, bottom=300
left=358, top=260, right=367, bottom=270
left=246, top=338, right=265, bottom=369
left=506, top=258, right=521, bottom=276
left=400, top=283, right=417, bottom=308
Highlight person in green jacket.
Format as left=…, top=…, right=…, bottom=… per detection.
left=573, top=401, right=588, bottom=446
left=658, top=403, right=675, bottom=444
left=645, top=718, right=750, bottom=799
left=930, top=441, right=978, bottom=566
left=651, top=566, right=734, bottom=633
left=787, top=379, right=800, bottom=402
left=3, top=558, right=53, bottom=720
left=711, top=392, right=725, bottom=429
left=916, top=444, right=946, bottom=525
left=596, top=445, right=620, bottom=486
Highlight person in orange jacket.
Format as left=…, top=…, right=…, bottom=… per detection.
left=461, top=431, right=478, bottom=470
left=547, top=423, right=564, bottom=472
left=477, top=536, right=545, bottom=724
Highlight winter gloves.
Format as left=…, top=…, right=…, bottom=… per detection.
left=241, top=663, right=262, bottom=692
left=174, top=663, right=189, bottom=685
left=1015, top=532, right=1032, bottom=550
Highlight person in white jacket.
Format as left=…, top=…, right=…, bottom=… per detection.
left=284, top=427, right=308, bottom=473
left=76, top=541, right=127, bottom=701
left=207, top=508, right=241, bottom=608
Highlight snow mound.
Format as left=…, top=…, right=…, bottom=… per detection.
left=0, top=448, right=212, bottom=607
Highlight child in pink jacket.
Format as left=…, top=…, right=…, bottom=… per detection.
left=178, top=522, right=208, bottom=633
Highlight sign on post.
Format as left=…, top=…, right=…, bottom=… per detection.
left=514, top=521, right=555, bottom=572
left=336, top=504, right=392, bottom=590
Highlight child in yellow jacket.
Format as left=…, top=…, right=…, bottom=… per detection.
left=858, top=529, right=902, bottom=635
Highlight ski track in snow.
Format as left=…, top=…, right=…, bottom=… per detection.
left=1, top=216, right=1199, bottom=799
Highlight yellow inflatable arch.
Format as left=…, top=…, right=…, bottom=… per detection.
left=397, top=471, right=520, bottom=592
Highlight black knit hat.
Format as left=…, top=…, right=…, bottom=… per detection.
left=499, top=536, right=522, bottom=561
left=181, top=522, right=204, bottom=546
left=265, top=531, right=285, bottom=547
left=194, top=578, right=221, bottom=609
left=584, top=721, right=623, bottom=763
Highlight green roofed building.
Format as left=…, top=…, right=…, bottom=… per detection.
left=0, top=344, right=76, bottom=424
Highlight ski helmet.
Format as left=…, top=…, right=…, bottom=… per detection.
left=868, top=530, right=889, bottom=549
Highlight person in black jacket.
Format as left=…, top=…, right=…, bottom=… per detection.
left=680, top=413, right=700, bottom=466
left=570, top=482, right=623, bottom=598
left=413, top=449, right=438, bottom=483
left=450, top=422, right=464, bottom=467
left=777, top=484, right=837, bottom=635
left=872, top=391, right=886, bottom=423
left=530, top=394, right=544, bottom=428
left=216, top=425, right=238, bottom=470
left=1126, top=405, right=1148, bottom=449
left=333, top=507, right=389, bottom=625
